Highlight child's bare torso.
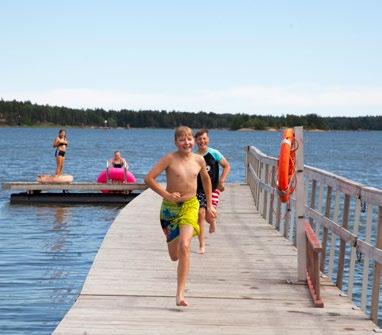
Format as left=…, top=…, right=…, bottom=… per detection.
left=166, top=152, right=201, bottom=202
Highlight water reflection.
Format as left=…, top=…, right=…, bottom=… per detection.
left=51, top=206, right=69, bottom=252
left=54, top=206, right=67, bottom=228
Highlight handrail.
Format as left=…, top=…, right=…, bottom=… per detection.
left=305, top=165, right=382, bottom=206
left=245, top=142, right=382, bottom=324
left=305, top=221, right=324, bottom=307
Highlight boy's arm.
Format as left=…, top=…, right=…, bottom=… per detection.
left=199, top=159, right=216, bottom=218
left=218, top=158, right=231, bottom=191
left=144, top=155, right=181, bottom=202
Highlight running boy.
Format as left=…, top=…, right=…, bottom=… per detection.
left=195, top=129, right=231, bottom=254
left=144, top=126, right=216, bottom=307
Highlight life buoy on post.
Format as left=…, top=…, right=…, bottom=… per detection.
left=277, top=128, right=297, bottom=202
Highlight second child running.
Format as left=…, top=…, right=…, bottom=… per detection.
left=195, top=128, right=231, bottom=254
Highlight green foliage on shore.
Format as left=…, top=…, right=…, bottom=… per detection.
left=0, top=99, right=381, bottom=130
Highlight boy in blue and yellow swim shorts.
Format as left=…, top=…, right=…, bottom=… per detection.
left=144, top=126, right=216, bottom=307
left=160, top=197, right=200, bottom=243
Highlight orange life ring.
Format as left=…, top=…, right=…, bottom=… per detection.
left=277, top=128, right=296, bottom=202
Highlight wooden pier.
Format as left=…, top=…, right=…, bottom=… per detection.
left=53, top=185, right=378, bottom=334
left=2, top=182, right=147, bottom=204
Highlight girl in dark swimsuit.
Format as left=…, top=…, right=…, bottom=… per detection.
left=53, top=129, right=68, bottom=176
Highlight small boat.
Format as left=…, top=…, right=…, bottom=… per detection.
left=37, top=175, right=74, bottom=184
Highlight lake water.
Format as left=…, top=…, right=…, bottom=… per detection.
left=0, top=128, right=381, bottom=334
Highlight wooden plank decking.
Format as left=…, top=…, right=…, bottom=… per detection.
left=53, top=184, right=377, bottom=334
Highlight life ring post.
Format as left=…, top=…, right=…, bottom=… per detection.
left=276, top=126, right=306, bottom=281
left=294, top=126, right=307, bottom=282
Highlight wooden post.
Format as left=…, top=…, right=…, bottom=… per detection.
left=336, top=194, right=350, bottom=289
left=245, top=146, right=249, bottom=184
left=328, top=190, right=340, bottom=278
left=263, top=164, right=269, bottom=220
left=320, top=185, right=332, bottom=272
left=276, top=195, right=281, bottom=231
left=361, top=205, right=374, bottom=311
left=310, top=180, right=317, bottom=227
left=268, top=166, right=276, bottom=226
left=348, top=197, right=361, bottom=299
left=284, top=203, right=290, bottom=239
left=258, top=162, right=264, bottom=214
left=295, top=126, right=306, bottom=281
left=255, top=160, right=261, bottom=210
left=315, top=183, right=324, bottom=236
left=251, top=154, right=258, bottom=205
left=371, top=206, right=382, bottom=323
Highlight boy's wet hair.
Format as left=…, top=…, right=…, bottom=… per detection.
left=194, top=128, right=209, bottom=139
left=174, top=126, right=193, bottom=139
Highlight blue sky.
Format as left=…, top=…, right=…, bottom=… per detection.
left=1, top=0, right=381, bottom=116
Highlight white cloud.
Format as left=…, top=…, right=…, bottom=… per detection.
left=2, top=85, right=382, bottom=116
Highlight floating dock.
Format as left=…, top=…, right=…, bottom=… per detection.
left=53, top=185, right=377, bottom=334
left=2, top=182, right=147, bottom=204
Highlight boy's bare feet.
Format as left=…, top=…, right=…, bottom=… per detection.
left=209, top=221, right=216, bottom=233
left=198, top=245, right=205, bottom=254
left=176, top=296, right=188, bottom=306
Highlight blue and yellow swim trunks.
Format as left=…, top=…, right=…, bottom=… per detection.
left=160, top=196, right=200, bottom=243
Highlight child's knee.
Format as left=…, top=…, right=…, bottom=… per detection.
left=168, top=242, right=178, bottom=261
left=169, top=254, right=178, bottom=262
left=178, top=240, right=190, bottom=256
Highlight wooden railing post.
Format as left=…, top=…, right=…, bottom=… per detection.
left=348, top=197, right=361, bottom=299
left=259, top=163, right=265, bottom=216
left=320, top=185, right=332, bottom=272
left=310, top=180, right=317, bottom=227
left=361, top=205, right=374, bottom=311
left=245, top=146, right=249, bottom=184
left=284, top=204, right=290, bottom=239
left=263, top=164, right=269, bottom=220
left=295, top=126, right=306, bottom=281
left=371, top=206, right=382, bottom=323
left=255, top=161, right=261, bottom=210
left=275, top=193, right=281, bottom=231
left=336, top=194, right=350, bottom=289
left=268, top=166, right=276, bottom=226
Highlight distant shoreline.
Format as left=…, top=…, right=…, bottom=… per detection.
left=1, top=100, right=381, bottom=131
left=0, top=124, right=380, bottom=132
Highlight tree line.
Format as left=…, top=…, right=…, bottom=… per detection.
left=0, top=99, right=381, bottom=130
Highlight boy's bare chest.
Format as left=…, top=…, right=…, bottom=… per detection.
left=167, top=160, right=200, bottom=180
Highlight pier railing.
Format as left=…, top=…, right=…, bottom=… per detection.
left=245, top=141, right=382, bottom=324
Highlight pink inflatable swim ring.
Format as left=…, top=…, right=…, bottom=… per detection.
left=97, top=167, right=136, bottom=193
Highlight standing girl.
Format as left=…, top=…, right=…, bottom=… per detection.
left=53, top=129, right=68, bottom=176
